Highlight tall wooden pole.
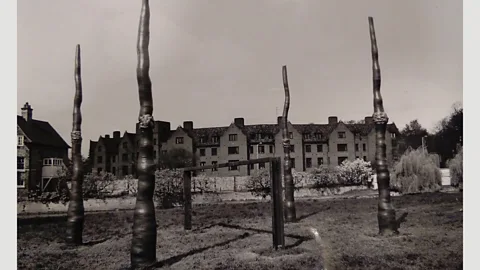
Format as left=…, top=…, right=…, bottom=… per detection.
left=66, top=44, right=85, bottom=245
left=368, top=17, right=398, bottom=235
left=131, top=0, right=157, bottom=268
left=282, top=65, right=296, bottom=223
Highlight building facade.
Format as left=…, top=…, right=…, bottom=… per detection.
left=89, top=115, right=400, bottom=178
left=17, top=103, right=70, bottom=194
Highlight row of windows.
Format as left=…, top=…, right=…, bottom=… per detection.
left=43, top=158, right=64, bottom=166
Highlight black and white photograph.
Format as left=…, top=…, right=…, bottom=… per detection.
left=9, top=0, right=469, bottom=269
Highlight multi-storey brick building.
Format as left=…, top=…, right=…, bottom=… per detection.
left=89, top=115, right=399, bottom=178
left=17, top=102, right=70, bottom=194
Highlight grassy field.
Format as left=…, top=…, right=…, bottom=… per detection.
left=17, top=192, right=463, bottom=270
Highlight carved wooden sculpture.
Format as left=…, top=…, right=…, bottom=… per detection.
left=66, top=44, right=85, bottom=245
left=282, top=65, right=296, bottom=222
left=368, top=17, right=398, bottom=235
left=131, top=0, right=157, bottom=268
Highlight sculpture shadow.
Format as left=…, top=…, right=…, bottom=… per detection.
left=151, top=232, right=251, bottom=268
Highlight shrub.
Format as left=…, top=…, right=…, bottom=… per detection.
left=123, top=174, right=138, bottom=196
left=292, top=169, right=314, bottom=188
left=154, top=169, right=184, bottom=208
left=391, top=148, right=442, bottom=194
left=337, top=159, right=373, bottom=186
left=245, top=168, right=271, bottom=199
left=310, top=165, right=340, bottom=189
left=448, top=147, right=463, bottom=188
left=194, top=173, right=218, bottom=194
left=82, top=172, right=116, bottom=199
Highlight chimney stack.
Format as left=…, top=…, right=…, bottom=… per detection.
left=328, top=116, right=338, bottom=125
left=234, top=117, right=245, bottom=128
left=21, top=102, right=33, bottom=121
left=277, top=116, right=284, bottom=128
left=104, top=134, right=110, bottom=139
left=364, top=116, right=373, bottom=125
left=183, top=121, right=193, bottom=131
left=113, top=131, right=121, bottom=139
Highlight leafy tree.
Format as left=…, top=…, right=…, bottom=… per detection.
left=399, top=119, right=429, bottom=153
left=429, top=104, right=463, bottom=166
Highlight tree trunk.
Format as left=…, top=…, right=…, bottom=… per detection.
left=131, top=0, right=157, bottom=268
left=281, top=65, right=296, bottom=223
left=66, top=44, right=85, bottom=245
left=368, top=17, right=398, bottom=235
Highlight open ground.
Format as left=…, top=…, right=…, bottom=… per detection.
left=17, top=192, right=462, bottom=270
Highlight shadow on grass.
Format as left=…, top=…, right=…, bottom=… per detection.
left=18, top=214, right=67, bottom=226
left=152, top=232, right=252, bottom=268
left=217, top=222, right=310, bottom=242
left=297, top=209, right=325, bottom=222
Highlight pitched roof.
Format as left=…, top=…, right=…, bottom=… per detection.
left=99, top=136, right=122, bottom=154
left=243, top=124, right=279, bottom=136
left=17, top=115, right=70, bottom=148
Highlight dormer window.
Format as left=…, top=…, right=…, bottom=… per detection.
left=199, top=137, right=206, bottom=143
left=212, top=136, right=219, bottom=143
left=17, top=135, right=24, bottom=146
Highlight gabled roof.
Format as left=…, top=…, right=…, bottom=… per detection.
left=17, top=116, right=70, bottom=148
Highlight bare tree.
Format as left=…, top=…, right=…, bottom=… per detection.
left=369, top=17, right=398, bottom=235
left=281, top=65, right=296, bottom=222
left=66, top=44, right=85, bottom=245
left=130, top=0, right=157, bottom=268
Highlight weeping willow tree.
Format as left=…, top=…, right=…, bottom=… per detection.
left=281, top=65, right=296, bottom=222
left=66, top=44, right=85, bottom=245
left=130, top=0, right=157, bottom=268
left=368, top=17, right=398, bottom=235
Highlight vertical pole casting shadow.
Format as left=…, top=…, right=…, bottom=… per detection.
left=368, top=16, right=398, bottom=235
left=184, top=170, right=192, bottom=230
left=271, top=157, right=285, bottom=249
left=66, top=44, right=85, bottom=245
left=131, top=0, right=157, bottom=268
left=281, top=65, right=297, bottom=223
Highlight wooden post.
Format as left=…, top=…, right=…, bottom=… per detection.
left=130, top=0, right=157, bottom=268
left=271, top=157, right=285, bottom=249
left=184, top=170, right=192, bottom=230
left=281, top=65, right=297, bottom=223
left=368, top=17, right=398, bottom=235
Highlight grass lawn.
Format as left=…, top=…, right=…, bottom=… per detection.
left=17, top=192, right=463, bottom=270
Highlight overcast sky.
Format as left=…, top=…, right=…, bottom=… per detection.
left=17, top=0, right=462, bottom=154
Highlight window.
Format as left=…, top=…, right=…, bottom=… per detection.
left=355, top=144, right=359, bottom=151
left=17, top=135, right=24, bottom=146
left=153, top=151, right=156, bottom=159
left=17, top=172, right=25, bottom=187
left=122, top=153, right=128, bottom=162
left=363, top=144, right=366, bottom=151
left=228, top=147, right=239, bottom=155
left=229, top=134, right=238, bottom=141
left=259, top=162, right=266, bottom=169
left=200, top=148, right=206, bottom=156
left=175, top=137, right=184, bottom=144
left=153, top=139, right=157, bottom=145
left=290, top=158, right=295, bottom=169
left=249, top=146, right=254, bottom=154
left=122, top=142, right=128, bottom=149
left=43, top=158, right=53, bottom=166
left=317, top=157, right=324, bottom=166
left=363, top=156, right=367, bottom=161
left=122, top=166, right=129, bottom=176
left=391, top=133, right=396, bottom=138
left=289, top=132, right=293, bottom=139
left=306, top=158, right=312, bottom=168
left=317, top=144, right=323, bottom=152
left=98, top=146, right=102, bottom=152
left=132, top=153, right=136, bottom=160
left=212, top=136, right=220, bottom=143
left=96, top=156, right=103, bottom=164
left=211, top=161, right=218, bottom=171
left=337, top=144, right=348, bottom=152
left=258, top=145, right=265, bottom=154
left=200, top=162, right=206, bottom=172
left=199, top=137, right=206, bottom=143
left=211, top=148, right=217, bottom=156
left=289, top=145, right=295, bottom=153
left=305, top=145, right=312, bottom=153
left=17, top=157, right=25, bottom=170
left=338, top=157, right=348, bottom=165
left=249, top=163, right=254, bottom=170
left=112, top=156, right=116, bottom=162
left=356, top=156, right=359, bottom=159
left=269, top=145, right=274, bottom=154
left=303, top=133, right=312, bottom=140
left=112, top=167, right=116, bottom=175
left=228, top=160, right=239, bottom=171
left=313, top=133, right=321, bottom=140
left=338, top=132, right=346, bottom=139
